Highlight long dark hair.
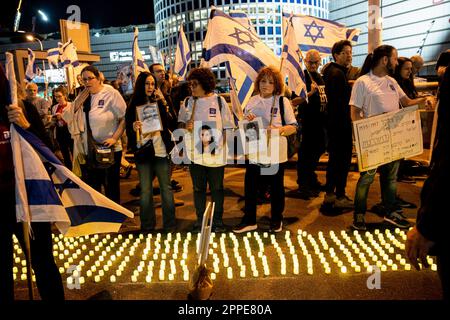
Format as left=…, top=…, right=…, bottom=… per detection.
left=361, top=45, right=396, bottom=76
left=196, top=125, right=216, bottom=155
left=394, top=57, right=417, bottom=99
left=128, top=72, right=157, bottom=108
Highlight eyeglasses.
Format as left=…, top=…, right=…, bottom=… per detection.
left=189, top=81, right=199, bottom=88
left=306, top=60, right=320, bottom=65
left=82, top=76, right=96, bottom=82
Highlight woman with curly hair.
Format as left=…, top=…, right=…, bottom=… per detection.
left=233, top=66, right=298, bottom=234
left=178, top=67, right=235, bottom=232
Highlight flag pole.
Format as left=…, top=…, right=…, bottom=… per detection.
left=6, top=52, right=34, bottom=300
left=22, top=223, right=35, bottom=300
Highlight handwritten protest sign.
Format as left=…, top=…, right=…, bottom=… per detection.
left=353, top=106, right=423, bottom=172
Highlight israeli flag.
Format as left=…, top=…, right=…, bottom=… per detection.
left=174, top=25, right=191, bottom=81
left=61, top=39, right=80, bottom=68
left=10, top=124, right=134, bottom=238
left=25, top=48, right=42, bottom=82
left=226, top=11, right=256, bottom=115
left=47, top=43, right=62, bottom=69
left=202, top=8, right=280, bottom=81
left=282, top=12, right=360, bottom=55
left=133, top=27, right=149, bottom=79
left=282, top=17, right=308, bottom=99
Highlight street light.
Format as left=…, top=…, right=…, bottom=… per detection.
left=37, top=10, right=49, bottom=22
left=32, top=9, right=49, bottom=33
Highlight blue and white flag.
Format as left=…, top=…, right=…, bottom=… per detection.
left=202, top=8, right=280, bottom=81
left=133, top=27, right=149, bottom=81
left=10, top=124, right=134, bottom=237
left=47, top=43, right=62, bottom=69
left=282, top=12, right=360, bottom=55
left=25, top=48, right=42, bottom=82
left=174, top=25, right=191, bottom=81
left=226, top=11, right=256, bottom=115
left=282, top=17, right=307, bottom=99
left=61, top=39, right=80, bottom=68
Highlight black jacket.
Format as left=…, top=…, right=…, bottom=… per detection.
left=416, top=66, right=450, bottom=252
left=322, top=62, right=352, bottom=128
left=125, top=99, right=175, bottom=155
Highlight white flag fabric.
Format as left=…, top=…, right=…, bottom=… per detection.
left=47, top=44, right=62, bottom=69
left=282, top=12, right=360, bottom=55
left=148, top=45, right=159, bottom=64
left=25, top=48, right=42, bottom=82
left=5, top=52, right=18, bottom=106
left=174, top=25, right=191, bottom=81
left=61, top=39, right=80, bottom=68
left=226, top=11, right=256, bottom=115
left=202, top=8, right=280, bottom=81
left=10, top=124, right=134, bottom=237
left=133, top=27, right=149, bottom=80
left=282, top=17, right=308, bottom=99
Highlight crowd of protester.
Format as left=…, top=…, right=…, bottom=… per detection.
left=1, top=42, right=448, bottom=300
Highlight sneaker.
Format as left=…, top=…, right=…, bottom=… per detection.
left=352, top=213, right=367, bottom=231
left=269, top=221, right=283, bottom=233
left=296, top=187, right=319, bottom=200
left=395, top=196, right=417, bottom=209
left=334, top=196, right=354, bottom=209
left=323, top=193, right=336, bottom=205
left=369, top=203, right=387, bottom=217
left=212, top=223, right=227, bottom=233
left=172, top=184, right=183, bottom=193
left=384, top=212, right=412, bottom=229
left=233, top=222, right=257, bottom=234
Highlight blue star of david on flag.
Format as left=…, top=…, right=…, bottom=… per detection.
left=228, top=28, right=257, bottom=48
left=304, top=20, right=325, bottom=43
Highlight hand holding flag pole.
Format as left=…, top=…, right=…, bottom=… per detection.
left=5, top=52, right=34, bottom=300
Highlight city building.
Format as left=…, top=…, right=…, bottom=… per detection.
left=154, top=0, right=329, bottom=79
left=329, top=0, right=450, bottom=75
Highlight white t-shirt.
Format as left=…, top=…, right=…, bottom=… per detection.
left=88, top=85, right=127, bottom=151
left=178, top=94, right=235, bottom=129
left=350, top=71, right=406, bottom=118
left=178, top=94, right=235, bottom=167
left=140, top=132, right=167, bottom=157
left=244, top=95, right=297, bottom=164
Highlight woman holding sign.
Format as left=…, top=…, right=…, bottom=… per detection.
left=178, top=68, right=235, bottom=233
left=233, top=66, right=298, bottom=234
left=125, top=72, right=176, bottom=232
left=350, top=45, right=428, bottom=231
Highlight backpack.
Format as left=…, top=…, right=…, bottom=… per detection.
left=279, top=96, right=299, bottom=159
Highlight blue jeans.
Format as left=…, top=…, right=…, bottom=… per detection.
left=354, top=160, right=400, bottom=215
left=189, top=164, right=224, bottom=226
left=136, top=156, right=176, bottom=230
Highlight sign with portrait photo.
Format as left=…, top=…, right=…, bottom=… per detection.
left=238, top=117, right=267, bottom=155
left=136, top=103, right=163, bottom=135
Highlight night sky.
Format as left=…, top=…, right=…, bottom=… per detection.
left=1, top=1, right=156, bottom=34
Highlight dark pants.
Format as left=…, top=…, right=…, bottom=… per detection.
left=242, top=163, right=285, bottom=224
left=325, top=124, right=353, bottom=198
left=189, top=164, right=225, bottom=226
left=297, top=121, right=326, bottom=188
left=82, top=151, right=122, bottom=203
left=55, top=126, right=73, bottom=170
left=354, top=160, right=400, bottom=215
left=0, top=192, right=64, bottom=301
left=137, top=156, right=176, bottom=230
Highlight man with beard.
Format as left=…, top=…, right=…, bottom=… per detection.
left=349, top=45, right=428, bottom=231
